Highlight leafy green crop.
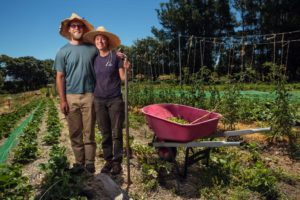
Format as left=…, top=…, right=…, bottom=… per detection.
left=0, top=164, right=32, bottom=199
left=167, top=117, right=189, bottom=124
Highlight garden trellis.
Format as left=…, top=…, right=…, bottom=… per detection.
left=129, top=30, right=300, bottom=84
left=178, top=30, right=300, bottom=82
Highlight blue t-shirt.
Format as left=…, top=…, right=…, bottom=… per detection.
left=93, top=51, right=123, bottom=98
left=54, top=43, right=98, bottom=94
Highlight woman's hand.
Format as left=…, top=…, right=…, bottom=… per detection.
left=123, top=57, right=131, bottom=70
left=116, top=51, right=126, bottom=60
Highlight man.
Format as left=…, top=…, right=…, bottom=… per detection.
left=54, top=13, right=97, bottom=173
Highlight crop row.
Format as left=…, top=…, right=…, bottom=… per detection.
left=0, top=99, right=40, bottom=139
left=38, top=99, right=84, bottom=199
left=13, top=100, right=46, bottom=164
left=0, top=99, right=46, bottom=199
left=0, top=97, right=81, bottom=199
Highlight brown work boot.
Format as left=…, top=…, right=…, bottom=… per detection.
left=100, top=161, right=112, bottom=174
left=111, top=161, right=122, bottom=175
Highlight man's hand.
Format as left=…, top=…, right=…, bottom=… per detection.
left=60, top=100, right=69, bottom=115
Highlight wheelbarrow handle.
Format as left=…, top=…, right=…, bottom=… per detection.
left=209, top=127, right=271, bottom=138
left=222, top=127, right=271, bottom=137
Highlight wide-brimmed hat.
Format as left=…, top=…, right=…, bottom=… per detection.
left=83, top=26, right=121, bottom=50
left=59, top=13, right=94, bottom=40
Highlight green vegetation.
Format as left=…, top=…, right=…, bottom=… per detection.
left=43, top=99, right=62, bottom=145
left=13, top=100, right=46, bottom=164
left=0, top=99, right=40, bottom=139
left=0, top=55, right=54, bottom=93
left=167, top=117, right=189, bottom=124
left=1, top=0, right=300, bottom=199
left=38, top=145, right=85, bottom=199
left=130, top=138, right=283, bottom=199
left=0, top=164, right=32, bottom=199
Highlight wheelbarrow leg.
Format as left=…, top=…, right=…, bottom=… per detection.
left=148, top=135, right=156, bottom=146
left=169, top=148, right=181, bottom=194
left=205, top=148, right=210, bottom=166
left=183, top=147, right=191, bottom=178
left=183, top=147, right=211, bottom=178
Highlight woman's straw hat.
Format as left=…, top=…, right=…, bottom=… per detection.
left=59, top=13, right=94, bottom=40
left=83, top=26, right=121, bottom=50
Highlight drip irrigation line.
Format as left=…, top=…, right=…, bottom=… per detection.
left=39, top=179, right=63, bottom=200
left=0, top=104, right=40, bottom=163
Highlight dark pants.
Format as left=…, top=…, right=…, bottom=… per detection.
left=94, top=96, right=124, bottom=163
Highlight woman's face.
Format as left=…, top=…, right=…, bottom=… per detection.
left=95, top=34, right=109, bottom=51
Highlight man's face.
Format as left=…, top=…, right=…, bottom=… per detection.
left=94, top=34, right=109, bottom=51
left=68, top=20, right=85, bottom=40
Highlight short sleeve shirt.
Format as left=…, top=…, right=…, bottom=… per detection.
left=93, top=51, right=123, bottom=98
left=54, top=43, right=98, bottom=94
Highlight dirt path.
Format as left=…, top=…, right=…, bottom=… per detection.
left=21, top=107, right=51, bottom=191
left=261, top=148, right=300, bottom=199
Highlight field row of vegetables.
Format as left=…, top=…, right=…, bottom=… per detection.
left=0, top=98, right=84, bottom=199
left=0, top=99, right=40, bottom=139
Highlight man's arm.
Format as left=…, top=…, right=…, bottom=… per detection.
left=56, top=71, right=69, bottom=115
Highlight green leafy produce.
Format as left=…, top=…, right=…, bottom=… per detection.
left=167, top=117, right=189, bottom=124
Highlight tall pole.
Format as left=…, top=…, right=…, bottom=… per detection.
left=273, top=34, right=276, bottom=64
left=125, top=67, right=131, bottom=188
left=178, top=33, right=182, bottom=86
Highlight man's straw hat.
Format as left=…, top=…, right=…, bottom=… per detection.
left=59, top=13, right=94, bottom=40
left=83, top=26, right=121, bottom=50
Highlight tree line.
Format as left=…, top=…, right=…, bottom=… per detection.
left=0, top=55, right=54, bottom=93
left=126, top=0, right=300, bottom=82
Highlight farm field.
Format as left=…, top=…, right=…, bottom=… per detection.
left=0, top=91, right=41, bottom=114
left=1, top=1, right=300, bottom=199
left=0, top=83, right=299, bottom=199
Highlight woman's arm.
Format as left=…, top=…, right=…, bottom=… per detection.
left=119, top=58, right=131, bottom=81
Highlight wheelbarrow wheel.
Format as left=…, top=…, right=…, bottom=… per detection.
left=157, top=147, right=177, bottom=162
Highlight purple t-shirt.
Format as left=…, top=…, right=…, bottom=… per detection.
left=93, top=51, right=123, bottom=98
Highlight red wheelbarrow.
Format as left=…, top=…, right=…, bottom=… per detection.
left=142, top=103, right=270, bottom=177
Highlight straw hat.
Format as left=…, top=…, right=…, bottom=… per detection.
left=59, top=13, right=94, bottom=40
left=83, top=26, right=121, bottom=50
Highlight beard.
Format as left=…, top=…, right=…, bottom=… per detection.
left=72, top=32, right=83, bottom=40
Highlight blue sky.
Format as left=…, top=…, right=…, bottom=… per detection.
left=0, top=0, right=166, bottom=60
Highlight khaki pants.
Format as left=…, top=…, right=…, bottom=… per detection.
left=66, top=93, right=96, bottom=165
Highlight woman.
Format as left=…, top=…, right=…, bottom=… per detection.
left=84, top=26, right=130, bottom=175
